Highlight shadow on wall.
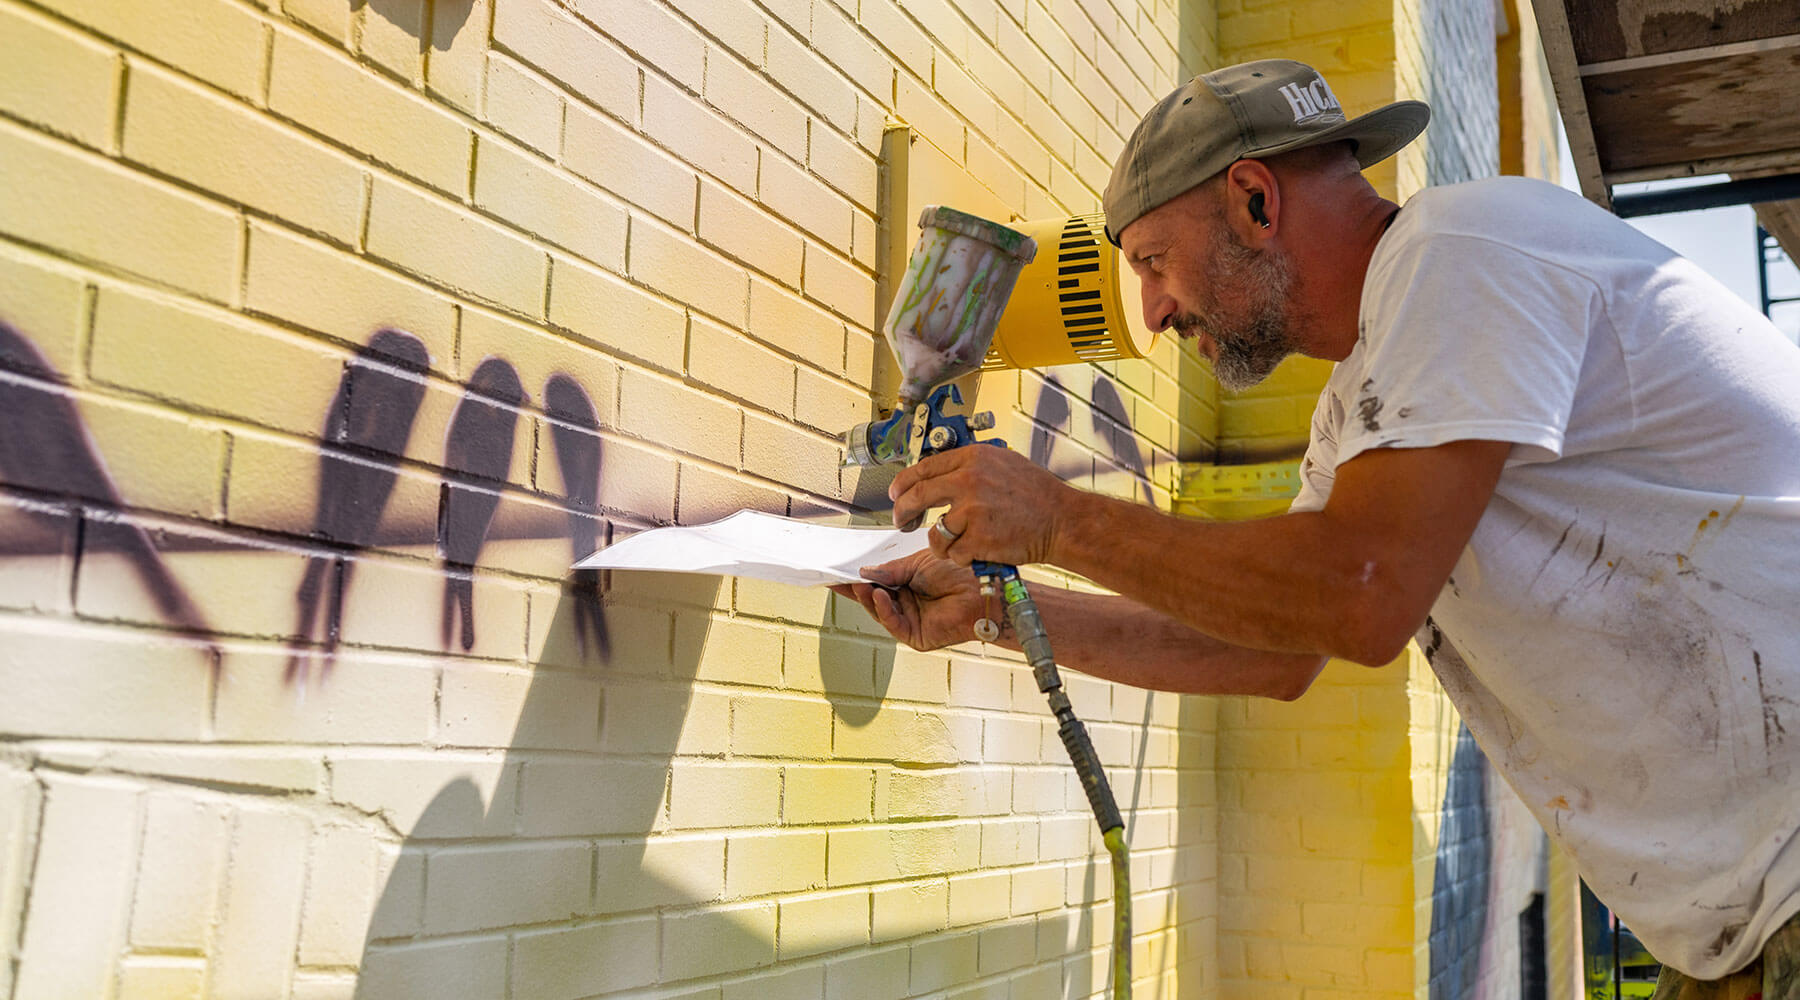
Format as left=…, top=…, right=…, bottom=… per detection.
left=354, top=0, right=476, bottom=53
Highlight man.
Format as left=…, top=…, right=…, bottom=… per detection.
left=833, top=59, right=1800, bottom=996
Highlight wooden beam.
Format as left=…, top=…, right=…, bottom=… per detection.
left=1530, top=0, right=1612, bottom=209
left=1605, top=149, right=1800, bottom=185
left=1577, top=30, right=1800, bottom=75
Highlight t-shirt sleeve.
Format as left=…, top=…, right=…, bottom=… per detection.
left=1340, top=231, right=1601, bottom=469
left=1289, top=387, right=1338, bottom=514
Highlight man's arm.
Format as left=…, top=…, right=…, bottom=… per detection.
left=890, top=437, right=1512, bottom=666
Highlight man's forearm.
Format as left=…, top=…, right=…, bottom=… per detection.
left=996, top=586, right=1327, bottom=699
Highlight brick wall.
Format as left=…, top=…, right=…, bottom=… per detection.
left=0, top=0, right=1224, bottom=997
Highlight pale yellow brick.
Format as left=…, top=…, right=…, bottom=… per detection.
left=910, top=932, right=979, bottom=994
left=810, top=1, right=893, bottom=100
left=355, top=0, right=423, bottom=82
left=801, top=242, right=874, bottom=326
left=0, top=121, right=239, bottom=302
left=946, top=869, right=1010, bottom=926
left=117, top=958, right=205, bottom=1000
left=425, top=841, right=591, bottom=933
left=0, top=620, right=211, bottom=739
left=291, top=973, right=357, bottom=1000
left=91, top=285, right=341, bottom=433
left=342, top=555, right=528, bottom=658
left=809, top=123, right=878, bottom=212
left=699, top=180, right=804, bottom=287
left=631, top=216, right=749, bottom=325
left=295, top=826, right=376, bottom=967
left=269, top=28, right=469, bottom=195
left=563, top=102, right=697, bottom=229
left=1010, top=862, right=1064, bottom=915
left=214, top=645, right=438, bottom=743
left=779, top=888, right=869, bottom=959
left=516, top=758, right=666, bottom=837
left=669, top=761, right=782, bottom=828
left=475, top=137, right=626, bottom=270
left=729, top=692, right=831, bottom=758
left=662, top=903, right=777, bottom=982
left=130, top=793, right=229, bottom=950
left=725, top=830, right=826, bottom=899
left=221, top=426, right=437, bottom=545
left=767, top=29, right=856, bottom=133
left=824, top=944, right=909, bottom=1000
left=855, top=0, right=933, bottom=79
left=600, top=681, right=729, bottom=757
left=676, top=461, right=792, bottom=524
left=724, top=964, right=822, bottom=1000
left=212, top=808, right=311, bottom=996
left=795, top=364, right=872, bottom=437
left=643, top=72, right=759, bottom=195
left=366, top=176, right=547, bottom=315
left=0, top=4, right=117, bottom=150
left=484, top=55, right=562, bottom=156
left=690, top=316, right=796, bottom=417
left=548, top=255, right=687, bottom=373
left=357, top=936, right=507, bottom=1000
left=761, top=156, right=852, bottom=251
left=243, top=220, right=457, bottom=367
left=513, top=917, right=660, bottom=998
left=327, top=753, right=517, bottom=838
left=0, top=499, right=73, bottom=614
left=834, top=705, right=976, bottom=765
left=595, top=835, right=725, bottom=914
left=423, top=0, right=491, bottom=113
left=576, top=0, right=706, bottom=87
left=8, top=388, right=225, bottom=519
left=979, top=817, right=1036, bottom=868
left=748, top=276, right=847, bottom=367
left=492, top=0, right=637, bottom=120
left=126, top=61, right=364, bottom=245
left=14, top=777, right=140, bottom=999
left=782, top=764, right=874, bottom=825
left=876, top=646, right=954, bottom=705
left=827, top=822, right=980, bottom=886
left=872, top=880, right=948, bottom=941
left=733, top=574, right=831, bottom=628
left=617, top=369, right=742, bottom=467
left=975, top=918, right=1035, bottom=975
left=0, top=244, right=86, bottom=377
left=441, top=661, right=601, bottom=752
left=56, top=0, right=266, bottom=98
left=705, top=48, right=807, bottom=155
left=283, top=0, right=352, bottom=44
left=743, top=412, right=842, bottom=498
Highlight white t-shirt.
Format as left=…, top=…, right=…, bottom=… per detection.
left=1290, top=176, right=1800, bottom=979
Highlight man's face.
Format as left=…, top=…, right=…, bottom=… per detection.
left=1122, top=191, right=1299, bottom=391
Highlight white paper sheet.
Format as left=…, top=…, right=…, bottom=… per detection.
left=573, top=510, right=928, bottom=587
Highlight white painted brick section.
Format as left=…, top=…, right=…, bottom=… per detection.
left=14, top=777, right=141, bottom=1000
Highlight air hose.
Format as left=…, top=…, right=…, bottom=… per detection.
left=981, top=563, right=1132, bottom=999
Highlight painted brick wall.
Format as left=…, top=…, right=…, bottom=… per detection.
left=0, top=0, right=1226, bottom=998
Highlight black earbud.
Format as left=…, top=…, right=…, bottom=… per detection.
left=1248, top=192, right=1271, bottom=229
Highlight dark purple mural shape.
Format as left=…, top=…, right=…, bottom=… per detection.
left=288, top=329, right=430, bottom=682
left=543, top=372, right=608, bottom=659
left=439, top=356, right=525, bottom=651
left=0, top=320, right=213, bottom=646
left=1029, top=374, right=1070, bottom=469
left=1090, top=375, right=1154, bottom=505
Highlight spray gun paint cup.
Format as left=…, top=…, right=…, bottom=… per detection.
left=886, top=206, right=1038, bottom=408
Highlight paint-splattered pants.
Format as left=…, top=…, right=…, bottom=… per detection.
left=1652, top=917, right=1800, bottom=1000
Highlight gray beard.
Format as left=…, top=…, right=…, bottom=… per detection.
left=1176, top=225, right=1298, bottom=392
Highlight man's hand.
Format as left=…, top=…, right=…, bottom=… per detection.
left=829, top=549, right=984, bottom=651
left=889, top=446, right=1076, bottom=566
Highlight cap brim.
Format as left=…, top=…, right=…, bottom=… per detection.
left=1252, top=99, right=1431, bottom=168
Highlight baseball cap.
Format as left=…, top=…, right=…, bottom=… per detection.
left=1102, top=59, right=1430, bottom=244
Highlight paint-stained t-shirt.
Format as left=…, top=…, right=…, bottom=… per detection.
left=1290, top=175, right=1800, bottom=979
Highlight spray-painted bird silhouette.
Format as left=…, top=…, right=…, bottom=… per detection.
left=287, top=329, right=430, bottom=683
left=439, top=357, right=524, bottom=651
left=0, top=320, right=214, bottom=651
left=1091, top=375, right=1154, bottom=505
left=543, top=373, right=608, bottom=660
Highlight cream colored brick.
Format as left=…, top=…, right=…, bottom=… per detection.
left=705, top=49, right=807, bottom=154
left=825, top=945, right=910, bottom=1000
left=548, top=256, right=687, bottom=373
left=484, top=55, right=562, bottom=156
left=946, top=869, right=1009, bottom=926
left=517, top=758, right=667, bottom=837
left=729, top=692, right=831, bottom=758
left=887, top=767, right=1010, bottom=821
left=0, top=765, right=42, bottom=984
left=748, top=276, right=847, bottom=366
left=1010, top=862, right=1064, bottom=915
left=283, top=0, right=351, bottom=44
left=130, top=793, right=228, bottom=950
left=725, top=830, right=825, bottom=899
left=834, top=706, right=975, bottom=765
left=596, top=835, right=725, bottom=914
left=690, top=315, right=796, bottom=416
left=0, top=244, right=86, bottom=379
left=563, top=102, right=697, bottom=229
left=575, top=0, right=705, bottom=87
left=357, top=936, right=507, bottom=1000
left=269, top=28, right=469, bottom=195
left=492, top=0, right=637, bottom=121
left=475, top=137, right=626, bottom=270
left=291, top=973, right=357, bottom=1000
left=336, top=552, right=529, bottom=660
left=979, top=818, right=1036, bottom=870
left=975, top=919, right=1035, bottom=975
left=222, top=643, right=439, bottom=740
left=871, top=880, right=948, bottom=942
left=643, top=72, right=759, bottom=195
left=92, top=285, right=343, bottom=434
left=733, top=575, right=830, bottom=629
left=669, top=761, right=782, bottom=828
left=782, top=764, right=874, bottom=825
left=513, top=916, right=660, bottom=998
left=795, top=364, right=873, bottom=437
left=425, top=841, right=591, bottom=933
left=126, top=62, right=364, bottom=245
left=601, top=681, right=729, bottom=757
left=0, top=620, right=210, bottom=739
left=14, top=776, right=139, bottom=1000
left=328, top=753, right=516, bottom=837
left=0, top=4, right=116, bottom=150
left=877, top=646, right=954, bottom=705
left=983, top=715, right=1047, bottom=764
left=10, top=388, right=224, bottom=519
left=767, top=29, right=856, bottom=134
left=212, top=808, right=310, bottom=998
left=244, top=221, right=455, bottom=365
left=631, top=215, right=749, bottom=326
left=618, top=369, right=742, bottom=467
left=808, top=124, right=878, bottom=213
left=724, top=964, right=822, bottom=1000
left=743, top=413, right=842, bottom=499
left=221, top=427, right=437, bottom=546
left=699, top=180, right=804, bottom=287
left=440, top=662, right=602, bottom=749
left=810, top=1, right=893, bottom=100
left=56, top=0, right=266, bottom=98
left=423, top=0, right=491, bottom=113
left=367, top=844, right=424, bottom=938
left=855, top=0, right=933, bottom=79
left=909, top=932, right=979, bottom=993
left=0, top=121, right=239, bottom=303
left=366, top=175, right=547, bottom=316
left=676, top=462, right=791, bottom=524
left=761, top=156, right=852, bottom=251
left=356, top=0, right=422, bottom=82
left=117, top=958, right=205, bottom=1000
left=801, top=242, right=874, bottom=327
left=662, top=902, right=777, bottom=982
left=779, top=888, right=869, bottom=959
left=827, top=822, right=980, bottom=886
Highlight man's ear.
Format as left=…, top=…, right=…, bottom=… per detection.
left=1224, top=159, right=1280, bottom=241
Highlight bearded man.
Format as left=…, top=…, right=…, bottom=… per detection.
left=834, top=59, right=1800, bottom=997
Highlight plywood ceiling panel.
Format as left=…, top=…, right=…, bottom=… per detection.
left=1568, top=0, right=1800, bottom=63
left=1582, top=46, right=1800, bottom=172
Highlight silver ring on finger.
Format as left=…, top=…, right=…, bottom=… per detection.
left=933, top=519, right=960, bottom=542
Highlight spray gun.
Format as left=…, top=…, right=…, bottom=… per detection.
left=845, top=206, right=1132, bottom=999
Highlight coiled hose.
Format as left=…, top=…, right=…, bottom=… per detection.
left=986, top=565, right=1131, bottom=999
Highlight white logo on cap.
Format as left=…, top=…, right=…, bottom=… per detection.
left=1279, top=77, right=1343, bottom=124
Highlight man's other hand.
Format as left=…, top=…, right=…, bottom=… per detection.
left=889, top=446, right=1074, bottom=566
left=829, top=550, right=985, bottom=651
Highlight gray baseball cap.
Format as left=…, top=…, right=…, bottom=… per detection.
left=1102, top=59, right=1429, bottom=243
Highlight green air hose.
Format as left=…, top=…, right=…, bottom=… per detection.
left=990, top=568, right=1132, bottom=999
